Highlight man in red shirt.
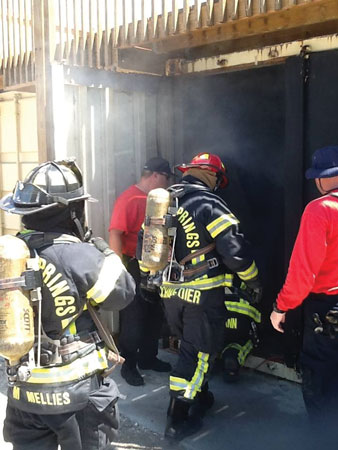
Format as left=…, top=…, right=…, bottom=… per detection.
left=109, top=157, right=173, bottom=385
left=271, top=146, right=338, bottom=435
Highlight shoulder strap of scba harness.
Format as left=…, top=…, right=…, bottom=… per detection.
left=168, top=182, right=210, bottom=199
left=16, top=231, right=123, bottom=377
left=161, top=184, right=220, bottom=283
left=18, top=230, right=81, bottom=250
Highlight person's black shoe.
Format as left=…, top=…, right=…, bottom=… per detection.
left=138, top=358, right=172, bottom=372
left=121, top=364, right=144, bottom=386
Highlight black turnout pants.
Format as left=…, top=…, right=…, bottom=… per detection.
left=118, top=257, right=164, bottom=368
left=301, top=293, right=338, bottom=436
left=3, top=376, right=119, bottom=450
left=163, top=287, right=227, bottom=401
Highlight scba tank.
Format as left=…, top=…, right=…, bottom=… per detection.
left=0, top=235, right=34, bottom=365
left=142, top=188, right=170, bottom=274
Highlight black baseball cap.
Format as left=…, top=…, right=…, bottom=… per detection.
left=143, top=157, right=174, bottom=176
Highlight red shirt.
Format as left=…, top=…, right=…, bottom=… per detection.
left=277, top=190, right=338, bottom=311
left=109, top=185, right=147, bottom=257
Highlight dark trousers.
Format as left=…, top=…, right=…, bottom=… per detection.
left=3, top=377, right=119, bottom=450
left=300, top=293, right=338, bottom=439
left=118, top=257, right=164, bottom=368
left=163, top=287, right=226, bottom=401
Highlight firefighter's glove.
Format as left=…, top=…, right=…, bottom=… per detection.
left=242, top=278, right=263, bottom=304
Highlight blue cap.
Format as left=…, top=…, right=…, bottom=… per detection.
left=305, top=146, right=338, bottom=179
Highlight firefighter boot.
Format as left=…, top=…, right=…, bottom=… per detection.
left=121, top=363, right=144, bottom=386
left=189, top=383, right=215, bottom=418
left=164, top=397, right=202, bottom=441
left=223, top=349, right=240, bottom=383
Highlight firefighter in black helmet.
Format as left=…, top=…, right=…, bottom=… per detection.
left=138, top=153, right=262, bottom=440
left=0, top=159, right=135, bottom=450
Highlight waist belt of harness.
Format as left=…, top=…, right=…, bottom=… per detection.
left=183, top=257, right=219, bottom=281
left=7, top=373, right=101, bottom=415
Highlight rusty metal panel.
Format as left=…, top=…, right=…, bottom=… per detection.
left=0, top=91, right=38, bottom=235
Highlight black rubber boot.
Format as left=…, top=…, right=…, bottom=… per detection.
left=223, top=350, right=240, bottom=383
left=138, top=358, right=172, bottom=372
left=165, top=397, right=202, bottom=441
left=190, top=383, right=215, bottom=418
left=121, top=364, right=144, bottom=386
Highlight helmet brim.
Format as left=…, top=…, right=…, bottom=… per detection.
left=0, top=193, right=97, bottom=215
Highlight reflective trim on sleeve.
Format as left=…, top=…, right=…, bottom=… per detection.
left=87, top=253, right=124, bottom=304
left=237, top=261, right=258, bottom=281
left=206, top=214, right=239, bottom=238
left=163, top=273, right=233, bottom=291
left=26, top=348, right=108, bottom=384
left=224, top=299, right=261, bottom=323
left=184, top=352, right=209, bottom=400
left=223, top=340, right=253, bottom=366
left=170, top=376, right=189, bottom=392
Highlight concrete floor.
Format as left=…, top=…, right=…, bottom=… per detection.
left=0, top=351, right=318, bottom=450
left=111, top=350, right=317, bottom=450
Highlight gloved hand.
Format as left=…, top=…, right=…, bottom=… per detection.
left=241, top=278, right=263, bottom=304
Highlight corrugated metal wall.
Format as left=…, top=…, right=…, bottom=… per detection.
left=0, top=92, right=39, bottom=235
left=52, top=68, right=175, bottom=241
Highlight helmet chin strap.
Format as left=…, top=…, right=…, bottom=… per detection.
left=215, top=173, right=223, bottom=191
left=70, top=206, right=85, bottom=241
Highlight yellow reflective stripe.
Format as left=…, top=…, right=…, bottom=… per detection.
left=224, top=299, right=261, bottom=323
left=87, top=253, right=124, bottom=304
left=223, top=340, right=253, bottom=365
left=237, top=261, right=258, bottom=281
left=223, top=343, right=242, bottom=354
left=26, top=349, right=108, bottom=384
left=139, top=261, right=150, bottom=273
left=191, top=252, right=205, bottom=266
left=184, top=352, right=209, bottom=400
left=237, top=340, right=253, bottom=365
left=206, top=214, right=239, bottom=238
left=170, top=376, right=189, bottom=391
left=163, top=273, right=233, bottom=290
left=61, top=317, right=77, bottom=335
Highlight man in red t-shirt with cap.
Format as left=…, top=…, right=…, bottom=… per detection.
left=109, top=157, right=173, bottom=385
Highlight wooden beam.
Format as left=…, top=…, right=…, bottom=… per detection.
left=3, top=81, right=35, bottom=92
left=185, top=16, right=338, bottom=61
left=118, top=47, right=167, bottom=75
left=33, top=0, right=55, bottom=162
left=151, top=0, right=338, bottom=54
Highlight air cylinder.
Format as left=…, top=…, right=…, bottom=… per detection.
left=0, top=235, right=34, bottom=366
left=141, top=188, right=170, bottom=274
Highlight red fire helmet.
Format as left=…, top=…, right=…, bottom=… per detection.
left=176, top=153, right=228, bottom=188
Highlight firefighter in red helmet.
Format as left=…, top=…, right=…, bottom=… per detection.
left=138, top=152, right=262, bottom=440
